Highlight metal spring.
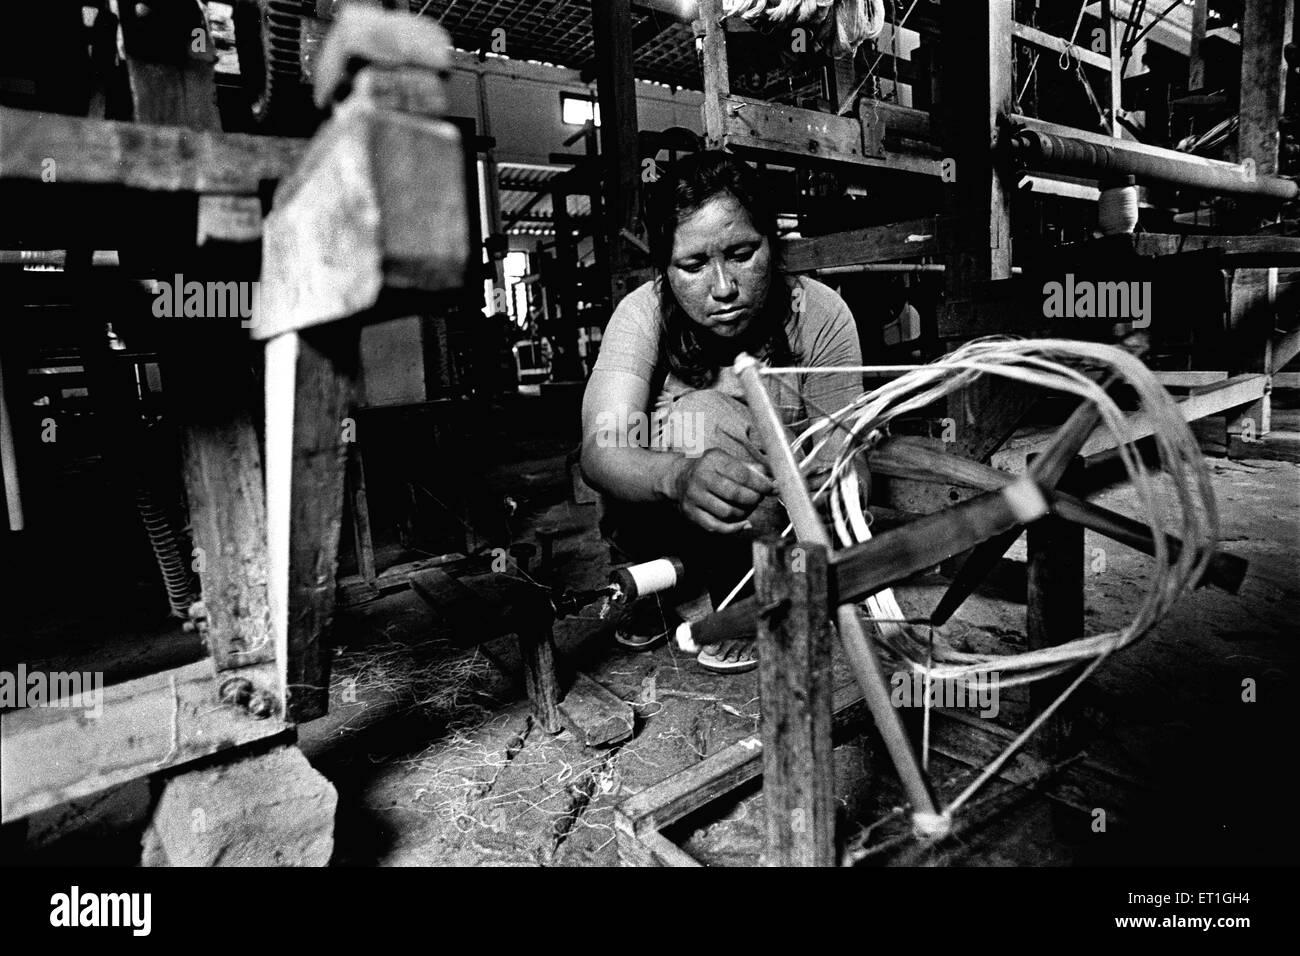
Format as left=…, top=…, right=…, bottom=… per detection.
left=135, top=486, right=195, bottom=618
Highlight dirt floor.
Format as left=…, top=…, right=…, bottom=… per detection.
left=10, top=448, right=1298, bottom=867
left=298, top=452, right=1299, bottom=867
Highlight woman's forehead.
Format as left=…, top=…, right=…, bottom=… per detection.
left=672, top=193, right=763, bottom=255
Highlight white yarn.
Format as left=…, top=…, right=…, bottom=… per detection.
left=1098, top=184, right=1139, bottom=235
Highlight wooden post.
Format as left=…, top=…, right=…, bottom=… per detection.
left=1188, top=0, right=1209, bottom=92
left=1228, top=0, right=1293, bottom=444
left=1105, top=0, right=1124, bottom=137
left=591, top=0, right=641, bottom=292
left=755, top=538, right=834, bottom=867
left=264, top=327, right=360, bottom=722
left=698, top=0, right=730, bottom=148
left=347, top=440, right=377, bottom=586
left=1026, top=513, right=1084, bottom=758
left=940, top=0, right=1024, bottom=468
left=520, top=626, right=563, bottom=734
left=256, top=10, right=468, bottom=720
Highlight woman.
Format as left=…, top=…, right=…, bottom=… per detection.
left=580, top=150, right=863, bottom=671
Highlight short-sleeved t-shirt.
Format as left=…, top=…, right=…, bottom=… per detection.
left=591, top=275, right=863, bottom=430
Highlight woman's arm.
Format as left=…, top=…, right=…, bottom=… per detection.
left=579, top=368, right=683, bottom=504
left=580, top=368, right=774, bottom=533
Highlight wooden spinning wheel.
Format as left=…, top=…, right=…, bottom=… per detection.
left=629, top=342, right=1238, bottom=865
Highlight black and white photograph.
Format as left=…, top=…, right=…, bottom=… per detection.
left=0, top=0, right=1295, bottom=923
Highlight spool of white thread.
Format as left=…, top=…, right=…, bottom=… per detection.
left=611, top=557, right=686, bottom=602
left=1098, top=184, right=1139, bottom=235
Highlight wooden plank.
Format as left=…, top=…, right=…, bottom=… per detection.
left=780, top=216, right=950, bottom=272
left=723, top=95, right=944, bottom=177
left=559, top=672, right=632, bottom=746
left=1, top=660, right=291, bottom=823
left=0, top=106, right=304, bottom=193
left=1011, top=21, right=1112, bottom=71
left=617, top=682, right=871, bottom=837
left=756, top=539, right=834, bottom=867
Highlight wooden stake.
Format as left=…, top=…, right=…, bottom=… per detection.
left=755, top=538, right=835, bottom=866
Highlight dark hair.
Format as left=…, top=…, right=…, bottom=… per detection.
left=648, top=150, right=797, bottom=389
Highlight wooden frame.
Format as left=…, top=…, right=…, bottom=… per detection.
left=0, top=12, right=472, bottom=823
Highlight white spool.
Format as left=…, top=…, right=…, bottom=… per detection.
left=627, top=558, right=680, bottom=598
left=1098, top=184, right=1139, bottom=235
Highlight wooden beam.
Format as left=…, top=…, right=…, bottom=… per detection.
left=1, top=660, right=290, bottom=823
left=780, top=215, right=951, bottom=272
left=755, top=538, right=834, bottom=866
left=1135, top=233, right=1300, bottom=265
left=722, top=95, right=944, bottom=177
left=1011, top=21, right=1112, bottom=71
left=0, top=106, right=304, bottom=193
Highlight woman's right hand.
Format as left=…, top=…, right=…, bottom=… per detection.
left=668, top=449, right=776, bottom=534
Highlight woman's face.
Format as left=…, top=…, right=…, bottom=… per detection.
left=666, top=192, right=772, bottom=340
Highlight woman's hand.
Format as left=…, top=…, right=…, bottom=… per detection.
left=668, top=449, right=775, bottom=534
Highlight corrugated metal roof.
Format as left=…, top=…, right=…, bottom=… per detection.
left=498, top=162, right=593, bottom=235
left=414, top=0, right=701, bottom=88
